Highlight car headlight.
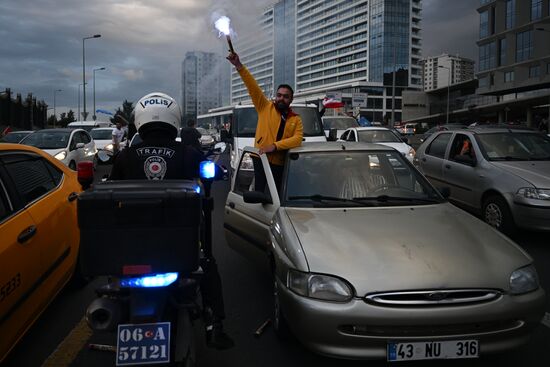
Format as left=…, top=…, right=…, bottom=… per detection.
left=517, top=187, right=550, bottom=201
left=407, top=147, right=416, bottom=159
left=54, top=151, right=67, bottom=160
left=104, top=143, right=114, bottom=151
left=287, top=269, right=353, bottom=302
left=509, top=265, right=539, bottom=295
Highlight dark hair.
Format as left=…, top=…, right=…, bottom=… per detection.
left=276, top=84, right=294, bottom=97
left=187, top=119, right=196, bottom=127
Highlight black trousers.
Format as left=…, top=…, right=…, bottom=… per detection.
left=252, top=157, right=283, bottom=194
left=200, top=257, right=225, bottom=320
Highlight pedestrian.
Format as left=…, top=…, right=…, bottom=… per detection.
left=181, top=119, right=202, bottom=151
left=226, top=51, right=303, bottom=192
left=111, top=119, right=125, bottom=154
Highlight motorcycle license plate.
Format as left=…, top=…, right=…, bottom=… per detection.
left=387, top=339, right=479, bottom=362
left=116, top=322, right=170, bottom=366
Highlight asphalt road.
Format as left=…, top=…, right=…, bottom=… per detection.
left=3, top=154, right=550, bottom=367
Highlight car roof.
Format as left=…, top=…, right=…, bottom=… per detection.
left=351, top=127, right=391, bottom=131
left=34, top=128, right=76, bottom=133
left=7, top=130, right=34, bottom=134
left=91, top=127, right=114, bottom=131
left=289, top=141, right=395, bottom=153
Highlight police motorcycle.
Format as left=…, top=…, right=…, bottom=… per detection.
left=77, top=154, right=226, bottom=366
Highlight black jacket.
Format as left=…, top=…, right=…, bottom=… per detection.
left=109, top=134, right=203, bottom=180
left=180, top=127, right=202, bottom=151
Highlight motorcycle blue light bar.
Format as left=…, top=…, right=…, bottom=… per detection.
left=120, top=272, right=179, bottom=288
left=194, top=185, right=201, bottom=194
left=200, top=161, right=216, bottom=179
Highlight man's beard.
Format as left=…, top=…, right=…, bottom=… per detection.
left=276, top=101, right=289, bottom=112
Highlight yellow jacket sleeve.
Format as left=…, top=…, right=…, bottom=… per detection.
left=238, top=66, right=269, bottom=112
left=274, top=116, right=304, bottom=151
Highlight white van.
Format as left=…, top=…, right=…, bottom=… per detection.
left=67, top=120, right=112, bottom=132
left=228, top=103, right=326, bottom=172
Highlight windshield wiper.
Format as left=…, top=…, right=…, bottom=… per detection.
left=353, top=195, right=442, bottom=204
left=288, top=195, right=369, bottom=206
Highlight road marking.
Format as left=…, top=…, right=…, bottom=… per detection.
left=542, top=312, right=550, bottom=329
left=41, top=316, right=92, bottom=367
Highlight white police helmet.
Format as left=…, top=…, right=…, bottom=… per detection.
left=134, top=92, right=181, bottom=137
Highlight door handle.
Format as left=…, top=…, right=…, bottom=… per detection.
left=18, top=225, right=37, bottom=243
left=445, top=164, right=451, bottom=169
left=228, top=202, right=235, bottom=209
left=68, top=192, right=79, bottom=202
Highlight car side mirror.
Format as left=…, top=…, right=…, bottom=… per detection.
left=328, top=128, right=338, bottom=141
left=243, top=190, right=272, bottom=204
left=438, top=186, right=451, bottom=198
left=454, top=154, right=476, bottom=166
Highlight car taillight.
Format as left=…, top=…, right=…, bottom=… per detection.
left=77, top=161, right=94, bottom=189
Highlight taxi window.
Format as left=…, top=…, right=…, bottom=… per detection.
left=2, top=154, right=63, bottom=207
left=0, top=180, right=11, bottom=221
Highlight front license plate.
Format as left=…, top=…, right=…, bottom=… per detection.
left=116, top=322, right=171, bottom=366
left=387, top=339, right=479, bottom=361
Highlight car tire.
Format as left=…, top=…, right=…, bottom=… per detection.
left=69, top=161, right=76, bottom=171
left=273, top=275, right=291, bottom=340
left=483, top=195, right=516, bottom=235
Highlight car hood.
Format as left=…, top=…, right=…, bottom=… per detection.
left=491, top=161, right=550, bottom=188
left=376, top=142, right=410, bottom=155
left=42, top=148, right=65, bottom=156
left=284, top=204, right=531, bottom=295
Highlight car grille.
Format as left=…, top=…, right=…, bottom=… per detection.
left=339, top=319, right=523, bottom=338
left=365, top=289, right=501, bottom=306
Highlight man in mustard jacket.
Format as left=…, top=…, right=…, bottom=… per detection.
left=227, top=52, right=303, bottom=192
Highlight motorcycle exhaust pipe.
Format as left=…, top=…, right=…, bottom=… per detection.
left=86, top=297, right=125, bottom=332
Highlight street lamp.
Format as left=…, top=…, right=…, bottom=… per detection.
left=53, top=89, right=62, bottom=128
left=78, top=83, right=86, bottom=120
left=82, top=34, right=101, bottom=121
left=92, top=67, right=106, bottom=121
left=438, top=65, right=451, bottom=124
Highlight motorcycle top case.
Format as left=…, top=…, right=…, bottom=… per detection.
left=78, top=180, right=202, bottom=276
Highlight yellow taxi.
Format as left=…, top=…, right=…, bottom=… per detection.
left=0, top=143, right=85, bottom=362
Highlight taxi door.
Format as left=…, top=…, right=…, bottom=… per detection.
left=0, top=163, right=42, bottom=360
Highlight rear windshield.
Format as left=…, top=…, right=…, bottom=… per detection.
left=233, top=106, right=324, bottom=138
left=323, top=117, right=359, bottom=130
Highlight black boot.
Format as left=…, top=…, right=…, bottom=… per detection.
left=206, top=319, right=234, bottom=350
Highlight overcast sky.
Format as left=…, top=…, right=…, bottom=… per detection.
left=0, top=0, right=479, bottom=118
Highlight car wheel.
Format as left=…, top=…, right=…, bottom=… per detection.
left=483, top=195, right=516, bottom=235
left=69, top=161, right=76, bottom=171
left=273, top=276, right=291, bottom=340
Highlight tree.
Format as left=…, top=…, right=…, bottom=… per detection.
left=110, top=100, right=134, bottom=125
left=58, top=110, right=76, bottom=127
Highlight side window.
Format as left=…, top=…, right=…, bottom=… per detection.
left=3, top=154, right=62, bottom=206
left=234, top=151, right=272, bottom=199
left=80, top=131, right=92, bottom=144
left=0, top=178, right=12, bottom=222
left=426, top=133, right=452, bottom=159
left=449, top=134, right=476, bottom=162
left=340, top=131, right=349, bottom=141
left=347, top=131, right=356, bottom=141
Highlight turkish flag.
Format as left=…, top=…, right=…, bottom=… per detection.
left=322, top=97, right=344, bottom=108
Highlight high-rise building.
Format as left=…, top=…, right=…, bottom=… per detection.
left=422, top=54, right=475, bottom=91
left=181, top=51, right=230, bottom=119
left=476, top=0, right=550, bottom=95
left=231, top=0, right=423, bottom=124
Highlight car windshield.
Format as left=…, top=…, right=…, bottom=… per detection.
left=476, top=132, right=550, bottom=161
left=323, top=117, right=359, bottom=130
left=357, top=130, right=402, bottom=143
left=21, top=131, right=70, bottom=149
left=0, top=132, right=30, bottom=143
left=90, top=129, right=113, bottom=140
left=234, top=106, right=324, bottom=137
left=285, top=151, right=443, bottom=207
left=197, top=127, right=208, bottom=135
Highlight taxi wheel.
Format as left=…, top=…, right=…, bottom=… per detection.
left=483, top=195, right=516, bottom=235
left=273, top=276, right=291, bottom=340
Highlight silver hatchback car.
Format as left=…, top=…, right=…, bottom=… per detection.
left=414, top=127, right=550, bottom=233
left=224, top=142, right=545, bottom=361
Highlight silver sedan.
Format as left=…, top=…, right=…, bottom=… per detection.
left=224, top=142, right=545, bottom=361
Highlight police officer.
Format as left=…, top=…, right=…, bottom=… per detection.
left=110, top=92, right=234, bottom=350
